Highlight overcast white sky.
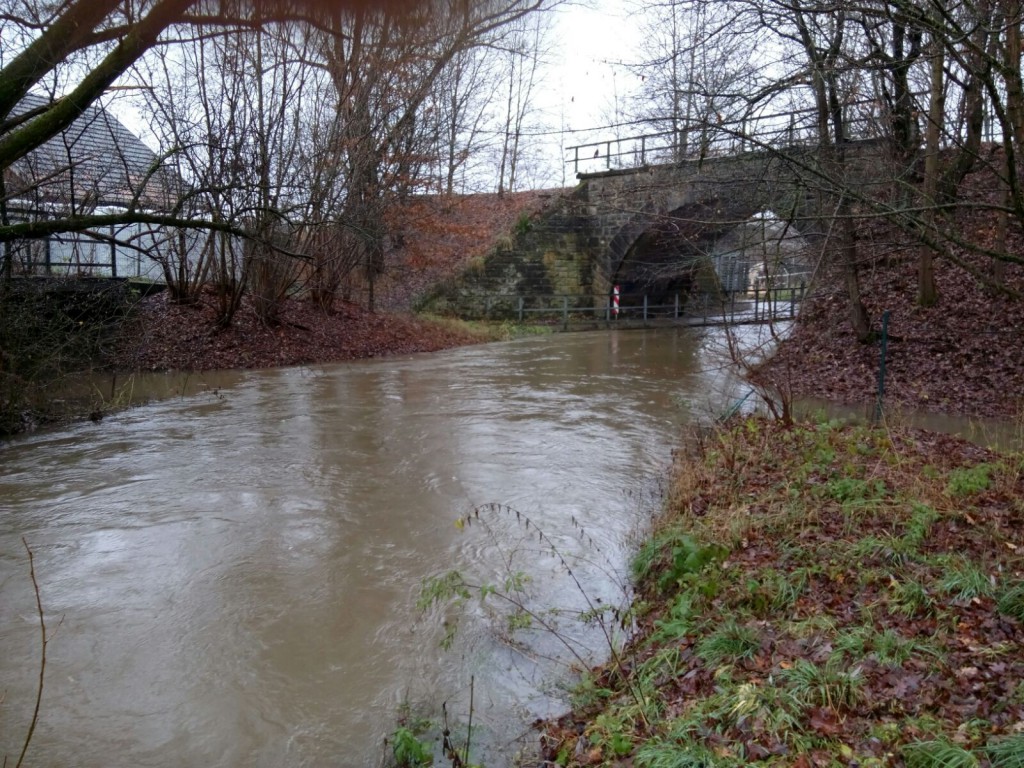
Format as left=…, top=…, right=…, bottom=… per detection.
left=547, top=2, right=641, bottom=130
left=102, top=2, right=644, bottom=189
left=533, top=2, right=645, bottom=183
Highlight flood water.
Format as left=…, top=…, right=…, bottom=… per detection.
left=1, top=329, right=748, bottom=768
left=3, top=324, right=1021, bottom=768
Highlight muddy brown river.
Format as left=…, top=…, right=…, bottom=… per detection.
left=1, top=327, right=1014, bottom=767
left=1, top=329, right=744, bottom=767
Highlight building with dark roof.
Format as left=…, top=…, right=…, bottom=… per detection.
left=3, top=94, right=186, bottom=280
left=4, top=92, right=180, bottom=212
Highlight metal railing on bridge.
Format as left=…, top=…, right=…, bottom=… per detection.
left=468, top=284, right=806, bottom=329
left=564, top=95, right=933, bottom=175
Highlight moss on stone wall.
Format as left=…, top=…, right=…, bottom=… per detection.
left=417, top=192, right=595, bottom=318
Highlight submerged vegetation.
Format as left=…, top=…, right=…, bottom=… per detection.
left=538, top=416, right=1024, bottom=767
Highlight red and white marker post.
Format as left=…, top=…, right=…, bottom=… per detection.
left=612, top=285, right=620, bottom=319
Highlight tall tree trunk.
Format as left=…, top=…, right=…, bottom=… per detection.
left=1004, top=0, right=1024, bottom=148
left=0, top=173, right=11, bottom=285
left=939, top=0, right=994, bottom=202
left=841, top=213, right=872, bottom=341
left=994, top=184, right=1009, bottom=286
left=795, top=7, right=872, bottom=342
left=889, top=20, right=923, bottom=160
left=497, top=60, right=515, bottom=197
left=919, top=34, right=943, bottom=307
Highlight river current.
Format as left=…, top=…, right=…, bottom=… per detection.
left=18, top=322, right=967, bottom=766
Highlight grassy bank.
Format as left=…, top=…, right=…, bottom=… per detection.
left=541, top=416, right=1024, bottom=767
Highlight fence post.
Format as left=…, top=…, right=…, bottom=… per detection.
left=110, top=223, right=117, bottom=278
left=562, top=296, right=568, bottom=330
left=518, top=296, right=524, bottom=323
left=874, top=310, right=891, bottom=424
left=754, top=287, right=760, bottom=321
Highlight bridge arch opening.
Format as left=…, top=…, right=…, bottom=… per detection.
left=610, top=206, right=813, bottom=310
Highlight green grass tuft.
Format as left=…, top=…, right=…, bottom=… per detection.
left=985, top=733, right=1024, bottom=768
left=695, top=619, right=761, bottom=667
left=996, top=581, right=1024, bottom=621
left=946, top=464, right=994, bottom=497
left=903, top=739, right=979, bottom=768
left=780, top=657, right=863, bottom=711
left=938, top=557, right=995, bottom=601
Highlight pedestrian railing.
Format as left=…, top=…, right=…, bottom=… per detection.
left=466, top=285, right=806, bottom=329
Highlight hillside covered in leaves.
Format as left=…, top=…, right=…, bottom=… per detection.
left=107, top=191, right=555, bottom=373
left=761, top=150, right=1024, bottom=420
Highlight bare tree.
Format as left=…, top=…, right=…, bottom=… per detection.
left=423, top=45, right=497, bottom=194
left=0, top=0, right=436, bottom=259
left=495, top=9, right=549, bottom=196
left=625, top=0, right=759, bottom=159
left=308, top=0, right=555, bottom=309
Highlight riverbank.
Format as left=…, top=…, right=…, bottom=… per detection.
left=757, top=156, right=1024, bottom=421
left=0, top=294, right=496, bottom=434
left=107, top=291, right=495, bottom=372
left=539, top=415, right=1024, bottom=767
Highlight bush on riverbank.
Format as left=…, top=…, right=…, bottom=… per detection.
left=0, top=279, right=138, bottom=434
left=541, top=416, right=1024, bottom=767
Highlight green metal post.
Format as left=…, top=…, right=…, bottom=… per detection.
left=874, top=310, right=891, bottom=424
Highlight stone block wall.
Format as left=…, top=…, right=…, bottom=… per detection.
left=418, top=187, right=604, bottom=319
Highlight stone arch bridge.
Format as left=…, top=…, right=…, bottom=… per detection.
left=424, top=139, right=888, bottom=318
